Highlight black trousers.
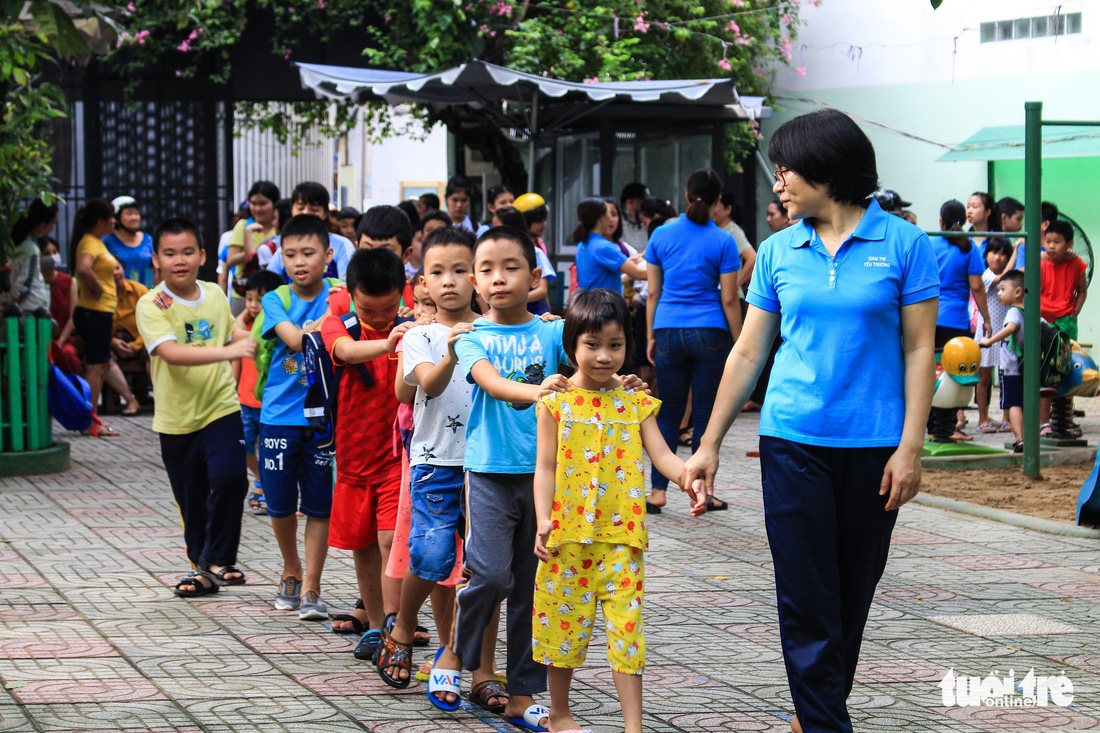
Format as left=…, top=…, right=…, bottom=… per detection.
left=159, top=412, right=249, bottom=569
left=759, top=436, right=898, bottom=733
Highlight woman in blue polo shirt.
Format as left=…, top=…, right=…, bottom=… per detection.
left=644, top=168, right=741, bottom=513
left=682, top=109, right=939, bottom=733
left=931, top=199, right=990, bottom=439
left=573, top=197, right=647, bottom=294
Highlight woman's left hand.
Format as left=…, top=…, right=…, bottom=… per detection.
left=880, top=445, right=921, bottom=511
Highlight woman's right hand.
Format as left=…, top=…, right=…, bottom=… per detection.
left=682, top=445, right=720, bottom=503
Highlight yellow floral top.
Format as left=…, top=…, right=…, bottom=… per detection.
left=540, top=386, right=660, bottom=550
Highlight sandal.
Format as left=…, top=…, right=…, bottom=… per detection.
left=121, top=399, right=140, bottom=416
left=247, top=492, right=267, bottom=516
left=469, top=678, right=508, bottom=714
left=1040, top=423, right=1053, bottom=437
left=706, top=497, right=729, bottom=511
left=207, top=565, right=246, bottom=586
left=376, top=630, right=413, bottom=689
left=330, top=613, right=366, bottom=636
left=998, top=422, right=1013, bottom=433
left=678, top=427, right=693, bottom=447
left=978, top=422, right=998, bottom=434
left=415, top=656, right=433, bottom=682
left=381, top=611, right=430, bottom=647
left=644, top=500, right=663, bottom=515
left=354, top=629, right=382, bottom=661
left=172, top=570, right=219, bottom=598
left=507, top=703, right=550, bottom=732
left=1013, top=439, right=1024, bottom=453
left=427, top=646, right=462, bottom=711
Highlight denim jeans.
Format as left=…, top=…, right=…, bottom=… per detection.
left=651, top=327, right=733, bottom=491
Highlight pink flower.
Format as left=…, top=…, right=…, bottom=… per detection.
left=177, top=41, right=190, bottom=52
left=633, top=13, right=649, bottom=33
left=318, top=0, right=325, bottom=7
left=583, top=76, right=600, bottom=83
left=718, top=58, right=731, bottom=71
left=492, top=1, right=512, bottom=16
left=726, top=21, right=740, bottom=34
left=735, top=36, right=753, bottom=46
left=126, top=1, right=135, bottom=10
left=795, top=67, right=806, bottom=76
left=175, top=71, right=182, bottom=77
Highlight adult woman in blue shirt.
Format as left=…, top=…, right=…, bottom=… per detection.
left=931, top=199, right=991, bottom=439
left=644, top=169, right=742, bottom=513
left=573, top=197, right=647, bottom=294
left=682, top=109, right=939, bottom=733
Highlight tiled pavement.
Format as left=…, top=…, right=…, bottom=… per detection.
left=1, top=410, right=1099, bottom=732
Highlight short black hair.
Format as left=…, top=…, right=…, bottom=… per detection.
left=346, top=247, right=406, bottom=297
left=983, top=236, right=1013, bottom=259
left=281, top=214, right=330, bottom=246
left=274, top=198, right=293, bottom=233
left=153, top=217, right=203, bottom=253
left=245, top=269, right=284, bottom=296
left=474, top=226, right=537, bottom=270
left=769, top=197, right=788, bottom=215
left=356, top=205, right=413, bottom=252
left=418, top=209, right=452, bottom=233
left=767, top=108, right=878, bottom=207
left=1041, top=201, right=1060, bottom=225
left=998, top=196, right=1024, bottom=218
left=445, top=176, right=475, bottom=199
left=523, top=205, right=548, bottom=226
left=421, top=226, right=475, bottom=262
left=291, top=181, right=329, bottom=209
left=248, top=180, right=280, bottom=203
left=335, top=206, right=360, bottom=221
left=493, top=205, right=528, bottom=231
left=419, top=192, right=440, bottom=210
left=486, top=184, right=513, bottom=207
left=620, top=182, right=649, bottom=208
left=1001, top=269, right=1025, bottom=289
left=562, top=288, right=632, bottom=366
left=396, top=200, right=420, bottom=231
left=1046, top=219, right=1074, bottom=242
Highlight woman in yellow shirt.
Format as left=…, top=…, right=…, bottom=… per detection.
left=70, top=197, right=120, bottom=434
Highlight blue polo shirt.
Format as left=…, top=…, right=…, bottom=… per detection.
left=645, top=214, right=740, bottom=331
left=746, top=199, right=939, bottom=448
left=576, top=232, right=627, bottom=293
left=931, top=236, right=983, bottom=329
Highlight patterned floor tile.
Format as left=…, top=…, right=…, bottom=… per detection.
left=12, top=677, right=167, bottom=704
left=929, top=613, right=1084, bottom=636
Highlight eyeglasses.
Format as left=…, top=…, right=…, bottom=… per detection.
left=773, top=168, right=794, bottom=186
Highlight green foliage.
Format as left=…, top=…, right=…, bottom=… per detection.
left=108, top=0, right=810, bottom=172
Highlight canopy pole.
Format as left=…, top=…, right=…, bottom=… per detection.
left=1023, top=101, right=1043, bottom=478
left=527, top=89, right=539, bottom=192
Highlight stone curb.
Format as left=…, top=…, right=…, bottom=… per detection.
left=913, top=492, right=1100, bottom=539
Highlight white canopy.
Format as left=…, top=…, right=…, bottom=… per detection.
left=295, top=59, right=766, bottom=119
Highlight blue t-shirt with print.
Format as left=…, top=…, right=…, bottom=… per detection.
left=645, top=214, right=740, bottom=330
left=103, top=232, right=156, bottom=288
left=455, top=316, right=568, bottom=473
left=746, top=199, right=939, bottom=448
left=259, top=281, right=332, bottom=426
left=267, top=233, right=355, bottom=282
left=576, top=232, right=627, bottom=294
left=931, top=236, right=984, bottom=329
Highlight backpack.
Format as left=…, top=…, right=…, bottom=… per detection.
left=47, top=364, right=94, bottom=432
left=251, top=278, right=341, bottom=402
left=1007, top=306, right=1072, bottom=389
left=302, top=309, right=413, bottom=449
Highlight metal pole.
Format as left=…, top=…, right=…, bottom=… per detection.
left=1023, top=101, right=1043, bottom=477
left=527, top=89, right=539, bottom=192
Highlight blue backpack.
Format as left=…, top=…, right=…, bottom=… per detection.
left=47, top=364, right=94, bottom=432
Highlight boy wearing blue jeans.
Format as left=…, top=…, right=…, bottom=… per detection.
left=257, top=214, right=335, bottom=620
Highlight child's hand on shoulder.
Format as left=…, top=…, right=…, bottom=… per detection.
left=397, top=305, right=414, bottom=320
left=537, top=373, right=572, bottom=398
left=534, top=519, right=553, bottom=562
left=620, top=373, right=651, bottom=394
left=447, top=321, right=475, bottom=347
left=539, top=312, right=562, bottom=322
left=414, top=314, right=436, bottom=327
left=387, top=320, right=415, bottom=351
left=246, top=221, right=265, bottom=234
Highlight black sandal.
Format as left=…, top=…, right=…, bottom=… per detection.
left=468, top=679, right=508, bottom=713
left=331, top=613, right=366, bottom=636
left=172, top=571, right=219, bottom=598
left=706, top=497, right=729, bottom=511
left=382, top=611, right=431, bottom=648
left=206, top=565, right=246, bottom=586
left=376, top=630, right=413, bottom=689
left=678, top=427, right=693, bottom=447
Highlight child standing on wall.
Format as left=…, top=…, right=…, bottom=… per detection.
left=533, top=289, right=705, bottom=733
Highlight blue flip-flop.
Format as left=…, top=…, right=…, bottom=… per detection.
left=507, top=704, right=550, bottom=732
left=427, top=646, right=462, bottom=712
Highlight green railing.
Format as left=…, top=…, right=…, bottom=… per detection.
left=1, top=313, right=52, bottom=452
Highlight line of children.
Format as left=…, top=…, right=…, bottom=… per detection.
left=974, top=237, right=1013, bottom=434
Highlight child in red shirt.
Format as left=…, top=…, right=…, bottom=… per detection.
left=320, top=247, right=415, bottom=649
left=1039, top=220, right=1088, bottom=435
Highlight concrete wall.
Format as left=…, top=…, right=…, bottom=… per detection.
left=340, top=112, right=449, bottom=211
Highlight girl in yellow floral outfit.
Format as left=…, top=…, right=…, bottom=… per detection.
left=533, top=289, right=706, bottom=733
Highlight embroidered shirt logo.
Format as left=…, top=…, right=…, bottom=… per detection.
left=863, top=256, right=891, bottom=268
left=153, top=291, right=174, bottom=310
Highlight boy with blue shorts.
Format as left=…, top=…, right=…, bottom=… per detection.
left=257, top=214, right=335, bottom=620
left=235, top=269, right=284, bottom=515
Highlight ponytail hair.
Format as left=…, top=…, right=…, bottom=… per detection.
left=12, top=199, right=59, bottom=245
left=940, top=199, right=971, bottom=253
left=69, top=197, right=115, bottom=262
left=572, top=197, right=608, bottom=245
left=685, top=168, right=723, bottom=225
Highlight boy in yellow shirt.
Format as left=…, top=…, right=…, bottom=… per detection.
left=136, top=218, right=258, bottom=597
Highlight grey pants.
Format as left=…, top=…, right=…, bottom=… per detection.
left=453, top=471, right=547, bottom=696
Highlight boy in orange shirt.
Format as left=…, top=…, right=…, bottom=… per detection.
left=321, top=247, right=415, bottom=653
left=235, top=269, right=285, bottom=515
